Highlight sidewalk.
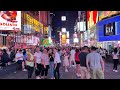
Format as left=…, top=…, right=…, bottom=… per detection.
left=0, top=63, right=17, bottom=78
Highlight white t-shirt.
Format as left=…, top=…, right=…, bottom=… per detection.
left=112, top=52, right=119, bottom=59
left=54, top=52, right=61, bottom=64
left=15, top=53, right=24, bottom=61
left=70, top=49, right=75, bottom=60
left=34, top=51, right=42, bottom=64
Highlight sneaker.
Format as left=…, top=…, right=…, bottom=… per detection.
left=78, top=74, right=81, bottom=77
left=76, top=73, right=79, bottom=77
left=113, top=70, right=115, bottom=72
left=65, top=69, right=68, bottom=72
left=23, top=69, right=27, bottom=71
left=14, top=71, right=17, bottom=73
left=8, top=62, right=11, bottom=65
left=76, top=73, right=81, bottom=77
left=115, top=70, right=118, bottom=72
left=36, top=76, right=41, bottom=79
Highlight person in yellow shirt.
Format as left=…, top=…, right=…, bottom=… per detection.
left=26, top=49, right=35, bottom=79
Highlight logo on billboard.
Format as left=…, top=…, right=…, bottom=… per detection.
left=0, top=11, right=21, bottom=30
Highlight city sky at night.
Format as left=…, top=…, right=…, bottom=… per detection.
left=51, top=11, right=78, bottom=41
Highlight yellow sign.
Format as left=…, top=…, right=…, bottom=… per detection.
left=24, top=13, right=42, bottom=32
left=62, top=34, right=66, bottom=44
left=44, top=27, right=48, bottom=34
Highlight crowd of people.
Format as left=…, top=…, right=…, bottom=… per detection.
left=0, top=45, right=120, bottom=79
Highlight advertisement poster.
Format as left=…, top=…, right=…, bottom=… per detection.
left=62, top=34, right=66, bottom=44
left=0, top=11, right=21, bottom=30
left=99, top=11, right=120, bottom=21
left=87, top=11, right=98, bottom=29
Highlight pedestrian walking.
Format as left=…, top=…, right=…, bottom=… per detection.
left=70, top=47, right=76, bottom=68
left=34, top=46, right=42, bottom=79
left=112, top=48, right=119, bottom=72
left=86, top=46, right=105, bottom=79
left=75, top=49, right=81, bottom=77
left=63, top=52, right=69, bottom=72
left=79, top=46, right=90, bottom=79
left=54, top=48, right=61, bottom=79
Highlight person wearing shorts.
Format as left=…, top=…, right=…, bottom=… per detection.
left=75, top=49, right=81, bottom=77
left=79, top=46, right=90, bottom=79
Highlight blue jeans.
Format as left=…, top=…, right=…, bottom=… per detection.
left=49, top=61, right=54, bottom=78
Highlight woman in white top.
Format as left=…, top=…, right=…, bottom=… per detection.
left=63, top=52, right=69, bottom=72
left=54, top=48, right=61, bottom=79
left=34, top=46, right=42, bottom=79
left=112, top=48, right=119, bottom=72
left=15, top=49, right=26, bottom=71
left=41, top=48, right=49, bottom=79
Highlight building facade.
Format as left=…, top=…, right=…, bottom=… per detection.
left=97, top=12, right=120, bottom=50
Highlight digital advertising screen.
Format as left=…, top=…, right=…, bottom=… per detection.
left=104, top=22, right=116, bottom=36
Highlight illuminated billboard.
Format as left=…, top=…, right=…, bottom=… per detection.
left=0, top=11, right=21, bottom=30
left=24, top=13, right=41, bottom=32
left=61, top=16, right=66, bottom=21
left=87, top=11, right=98, bottom=29
left=99, top=11, right=120, bottom=21
left=61, top=28, right=66, bottom=33
left=77, top=22, right=86, bottom=31
left=61, top=34, right=66, bottom=44
left=66, top=31, right=69, bottom=38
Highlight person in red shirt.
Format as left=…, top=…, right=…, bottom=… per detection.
left=75, top=49, right=81, bottom=77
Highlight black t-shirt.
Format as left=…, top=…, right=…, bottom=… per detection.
left=49, top=53, right=54, bottom=62
left=79, top=52, right=88, bottom=67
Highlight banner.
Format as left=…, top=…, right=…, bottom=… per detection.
left=0, top=11, right=21, bottom=30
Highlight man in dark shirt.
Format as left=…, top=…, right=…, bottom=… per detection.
left=79, top=46, right=90, bottom=79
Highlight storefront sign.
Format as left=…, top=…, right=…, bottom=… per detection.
left=97, top=15, right=120, bottom=41
left=0, top=11, right=21, bottom=30
left=24, top=13, right=41, bottom=32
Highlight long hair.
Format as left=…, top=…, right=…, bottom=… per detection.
left=76, top=49, right=79, bottom=53
left=23, top=49, right=26, bottom=55
left=3, top=49, right=7, bottom=54
left=114, top=48, right=118, bottom=54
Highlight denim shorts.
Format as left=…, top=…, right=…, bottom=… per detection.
left=17, top=60, right=23, bottom=64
